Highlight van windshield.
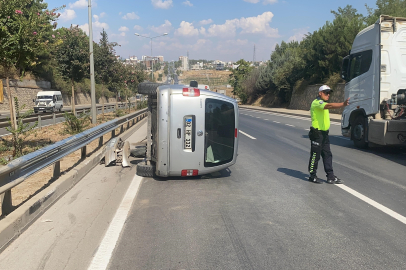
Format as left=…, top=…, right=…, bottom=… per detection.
left=204, top=98, right=235, bottom=167
left=37, top=96, right=53, bottom=100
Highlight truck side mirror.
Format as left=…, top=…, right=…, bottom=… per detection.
left=341, top=56, right=350, bottom=82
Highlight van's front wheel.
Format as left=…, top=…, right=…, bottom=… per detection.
left=136, top=161, right=155, bottom=177
left=351, top=115, right=368, bottom=148
left=138, top=82, right=165, bottom=95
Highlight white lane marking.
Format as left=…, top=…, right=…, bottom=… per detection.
left=241, top=111, right=348, bottom=140
left=337, top=185, right=406, bottom=225
left=264, top=119, right=268, bottom=121
left=239, top=130, right=257, bottom=140
left=87, top=174, right=143, bottom=270
left=305, top=129, right=310, bottom=131
left=240, top=109, right=342, bottom=125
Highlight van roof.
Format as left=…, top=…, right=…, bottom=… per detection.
left=37, top=91, right=61, bottom=95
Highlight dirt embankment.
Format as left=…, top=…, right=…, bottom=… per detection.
left=179, top=70, right=234, bottom=96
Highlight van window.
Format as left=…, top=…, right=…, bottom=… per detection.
left=37, top=95, right=53, bottom=100
left=204, top=99, right=235, bottom=167
left=349, top=50, right=373, bottom=81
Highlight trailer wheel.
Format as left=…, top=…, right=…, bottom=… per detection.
left=136, top=162, right=155, bottom=177
left=138, top=82, right=165, bottom=95
left=352, top=115, right=368, bottom=148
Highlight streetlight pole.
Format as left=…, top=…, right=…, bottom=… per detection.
left=135, top=33, right=168, bottom=81
left=88, top=0, right=96, bottom=124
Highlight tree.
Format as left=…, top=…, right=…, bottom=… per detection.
left=0, top=0, right=62, bottom=127
left=229, top=59, right=253, bottom=103
left=94, top=29, right=120, bottom=110
left=366, top=0, right=406, bottom=25
left=55, top=26, right=89, bottom=115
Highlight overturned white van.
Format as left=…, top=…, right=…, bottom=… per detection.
left=136, top=82, right=239, bottom=178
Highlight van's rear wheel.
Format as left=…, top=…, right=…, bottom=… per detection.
left=351, top=115, right=368, bottom=148
left=136, top=162, right=155, bottom=177
left=138, top=82, right=165, bottom=95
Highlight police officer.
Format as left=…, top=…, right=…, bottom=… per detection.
left=308, top=85, right=350, bottom=184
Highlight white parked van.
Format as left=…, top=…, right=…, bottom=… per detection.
left=33, top=91, right=63, bottom=113
left=136, top=82, right=239, bottom=177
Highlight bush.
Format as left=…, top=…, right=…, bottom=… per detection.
left=137, top=100, right=148, bottom=110
left=4, top=97, right=38, bottom=157
left=115, top=109, right=125, bottom=117
left=62, top=112, right=90, bottom=134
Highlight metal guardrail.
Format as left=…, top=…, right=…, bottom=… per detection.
left=0, top=108, right=147, bottom=215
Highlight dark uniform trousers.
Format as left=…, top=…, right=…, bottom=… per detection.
left=308, top=129, right=334, bottom=178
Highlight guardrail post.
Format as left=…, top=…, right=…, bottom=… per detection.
left=99, top=136, right=103, bottom=147
left=120, top=124, right=124, bottom=133
left=38, top=114, right=42, bottom=129
left=112, top=129, right=115, bottom=138
left=53, top=113, right=56, bottom=125
left=81, top=146, right=87, bottom=159
left=1, top=190, right=13, bottom=215
left=53, top=161, right=61, bottom=179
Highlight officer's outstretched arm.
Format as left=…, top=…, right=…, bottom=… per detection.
left=324, top=98, right=350, bottom=109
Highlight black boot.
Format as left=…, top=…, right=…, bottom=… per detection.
left=309, top=175, right=323, bottom=184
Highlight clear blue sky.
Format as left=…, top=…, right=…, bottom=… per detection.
left=47, top=0, right=378, bottom=62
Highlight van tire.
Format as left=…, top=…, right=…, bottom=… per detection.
left=136, top=162, right=155, bottom=177
left=351, top=115, right=368, bottom=148
left=59, top=106, right=62, bottom=112
left=138, top=82, right=164, bottom=95
left=130, top=146, right=147, bottom=158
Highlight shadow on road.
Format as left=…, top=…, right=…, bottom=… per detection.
left=277, top=168, right=310, bottom=182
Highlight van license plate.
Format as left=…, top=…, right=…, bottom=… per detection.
left=184, top=117, right=192, bottom=149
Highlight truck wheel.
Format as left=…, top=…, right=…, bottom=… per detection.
left=351, top=115, right=368, bottom=148
left=136, top=162, right=155, bottom=177
left=138, top=82, right=164, bottom=95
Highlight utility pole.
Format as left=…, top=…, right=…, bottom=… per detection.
left=253, top=44, right=256, bottom=65
left=88, top=0, right=97, bottom=124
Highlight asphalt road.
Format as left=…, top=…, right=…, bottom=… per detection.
left=0, top=108, right=405, bottom=269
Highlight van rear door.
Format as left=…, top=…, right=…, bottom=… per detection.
left=169, top=88, right=205, bottom=176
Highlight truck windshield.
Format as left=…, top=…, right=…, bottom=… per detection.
left=204, top=98, right=235, bottom=167
left=37, top=96, right=53, bottom=100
